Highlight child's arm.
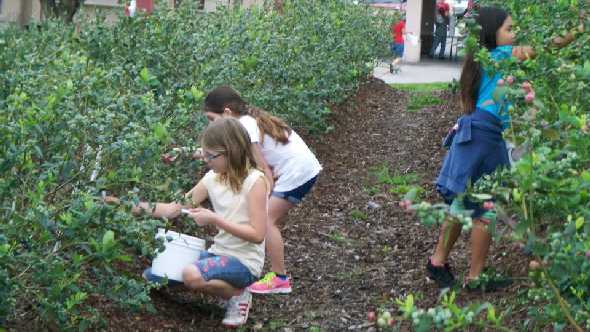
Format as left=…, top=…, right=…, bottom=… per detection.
left=251, top=143, right=274, bottom=191
left=103, top=180, right=208, bottom=220
left=512, top=46, right=535, bottom=61
left=185, top=177, right=268, bottom=243
left=513, top=23, right=581, bottom=61
left=104, top=196, right=188, bottom=219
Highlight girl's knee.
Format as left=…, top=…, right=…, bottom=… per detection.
left=268, top=216, right=285, bottom=229
left=473, top=219, right=490, bottom=228
left=471, top=220, right=492, bottom=236
left=182, top=265, right=206, bottom=290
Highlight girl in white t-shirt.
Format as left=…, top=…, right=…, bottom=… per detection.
left=105, top=118, right=268, bottom=327
left=203, top=86, right=322, bottom=294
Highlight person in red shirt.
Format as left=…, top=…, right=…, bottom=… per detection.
left=431, top=0, right=450, bottom=59
left=390, top=19, right=406, bottom=59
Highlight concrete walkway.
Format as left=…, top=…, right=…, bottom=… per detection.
left=373, top=58, right=462, bottom=84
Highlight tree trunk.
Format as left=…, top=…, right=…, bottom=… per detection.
left=273, top=0, right=283, bottom=14
left=18, top=0, right=32, bottom=27
left=39, top=0, right=82, bottom=23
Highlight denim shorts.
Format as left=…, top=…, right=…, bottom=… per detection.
left=143, top=251, right=257, bottom=289
left=390, top=43, right=404, bottom=57
left=194, top=251, right=257, bottom=289
left=272, top=175, right=318, bottom=205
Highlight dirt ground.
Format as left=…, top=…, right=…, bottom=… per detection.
left=92, top=79, right=531, bottom=331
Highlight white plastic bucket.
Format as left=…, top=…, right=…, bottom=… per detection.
left=151, top=228, right=206, bottom=281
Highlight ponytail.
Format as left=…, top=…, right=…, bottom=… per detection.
left=459, top=53, right=481, bottom=114
left=460, top=6, right=508, bottom=114
left=247, top=106, right=291, bottom=145
left=204, top=86, right=292, bottom=145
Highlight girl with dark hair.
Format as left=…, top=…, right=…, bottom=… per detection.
left=203, top=86, right=322, bottom=295
left=426, top=6, right=576, bottom=292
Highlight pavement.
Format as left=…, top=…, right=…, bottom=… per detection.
left=373, top=58, right=463, bottom=84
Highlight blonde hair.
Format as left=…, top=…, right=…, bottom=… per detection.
left=203, top=86, right=292, bottom=144
left=200, top=118, right=258, bottom=193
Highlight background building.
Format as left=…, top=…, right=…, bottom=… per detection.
left=0, top=0, right=264, bottom=26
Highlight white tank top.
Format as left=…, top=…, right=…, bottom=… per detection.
left=202, top=168, right=266, bottom=277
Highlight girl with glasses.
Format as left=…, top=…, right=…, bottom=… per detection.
left=105, top=118, right=269, bottom=327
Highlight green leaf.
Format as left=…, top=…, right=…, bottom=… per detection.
left=403, top=186, right=422, bottom=201
left=575, top=217, right=584, bottom=231
left=487, top=306, right=497, bottom=322
left=140, top=67, right=150, bottom=83
left=153, top=122, right=169, bottom=142
left=102, top=230, right=115, bottom=248
left=470, top=193, right=493, bottom=201
left=190, top=86, right=204, bottom=101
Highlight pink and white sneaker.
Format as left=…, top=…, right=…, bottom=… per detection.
left=222, top=289, right=252, bottom=327
left=248, top=272, right=292, bottom=294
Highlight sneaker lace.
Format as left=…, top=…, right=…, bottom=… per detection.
left=259, top=272, right=277, bottom=285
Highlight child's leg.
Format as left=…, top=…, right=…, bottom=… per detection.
left=248, top=197, right=295, bottom=294
left=467, top=219, right=491, bottom=279
left=431, top=221, right=462, bottom=265
left=182, top=265, right=239, bottom=299
left=266, top=196, right=295, bottom=275
left=265, top=176, right=318, bottom=276
left=250, top=176, right=318, bottom=294
left=182, top=253, right=257, bottom=299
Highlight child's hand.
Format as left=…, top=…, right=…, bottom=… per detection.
left=161, top=152, right=178, bottom=165
left=103, top=195, right=120, bottom=205
left=184, top=207, right=219, bottom=227
left=192, top=148, right=204, bottom=161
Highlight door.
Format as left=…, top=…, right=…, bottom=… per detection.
left=421, top=0, right=435, bottom=55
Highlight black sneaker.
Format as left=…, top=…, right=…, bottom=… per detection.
left=426, top=258, right=456, bottom=288
left=463, top=269, right=513, bottom=293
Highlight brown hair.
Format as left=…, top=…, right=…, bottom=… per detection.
left=203, top=86, right=292, bottom=144
left=200, top=118, right=258, bottom=193
left=460, top=6, right=509, bottom=114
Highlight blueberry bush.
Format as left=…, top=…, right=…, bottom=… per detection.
left=0, top=1, right=388, bottom=329
left=399, top=0, right=590, bottom=330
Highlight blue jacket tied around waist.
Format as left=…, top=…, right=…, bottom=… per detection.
left=436, top=110, right=509, bottom=202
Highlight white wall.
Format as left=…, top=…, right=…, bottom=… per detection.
left=404, top=0, right=423, bottom=63
left=0, top=0, right=41, bottom=25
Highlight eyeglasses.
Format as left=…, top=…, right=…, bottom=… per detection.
left=204, top=152, right=222, bottom=162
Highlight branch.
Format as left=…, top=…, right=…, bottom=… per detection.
left=538, top=255, right=585, bottom=332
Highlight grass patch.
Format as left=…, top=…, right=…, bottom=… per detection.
left=390, top=82, right=450, bottom=92
left=350, top=209, right=368, bottom=221
left=335, top=267, right=365, bottom=282
left=267, top=319, right=288, bottom=330
left=329, top=230, right=347, bottom=244
left=370, top=163, right=424, bottom=199
left=407, top=94, right=444, bottom=112
left=372, top=164, right=419, bottom=186
left=390, top=83, right=448, bottom=112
